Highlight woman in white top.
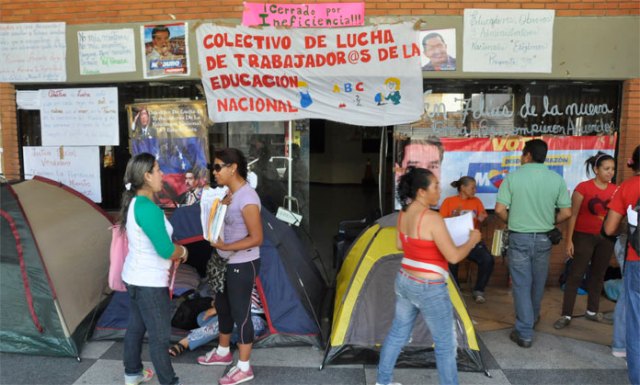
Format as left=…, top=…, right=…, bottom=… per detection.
left=119, top=153, right=188, bottom=385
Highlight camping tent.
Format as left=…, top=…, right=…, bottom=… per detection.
left=93, top=205, right=326, bottom=348
left=0, top=177, right=112, bottom=357
left=323, top=213, right=485, bottom=372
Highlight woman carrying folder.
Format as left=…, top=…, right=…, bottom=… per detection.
left=376, top=167, right=481, bottom=385
left=198, top=148, right=263, bottom=385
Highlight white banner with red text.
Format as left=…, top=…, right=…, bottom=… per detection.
left=195, top=23, right=423, bottom=126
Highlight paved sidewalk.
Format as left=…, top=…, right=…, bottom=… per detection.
left=0, top=328, right=629, bottom=385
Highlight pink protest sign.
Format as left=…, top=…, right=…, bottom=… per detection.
left=242, top=2, right=365, bottom=28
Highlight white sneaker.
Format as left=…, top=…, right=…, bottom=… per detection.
left=612, top=350, right=627, bottom=358
left=124, top=368, right=153, bottom=385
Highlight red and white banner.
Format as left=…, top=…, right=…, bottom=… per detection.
left=394, top=134, right=617, bottom=209
left=441, top=136, right=617, bottom=208
left=195, top=23, right=423, bottom=126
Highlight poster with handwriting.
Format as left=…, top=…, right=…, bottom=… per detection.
left=40, top=87, right=119, bottom=146
left=463, top=9, right=554, bottom=73
left=0, top=22, right=66, bottom=82
left=78, top=29, right=136, bottom=75
left=242, top=2, right=364, bottom=28
left=23, top=146, right=102, bottom=202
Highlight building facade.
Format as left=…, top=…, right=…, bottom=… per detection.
left=1, top=0, right=638, bottom=285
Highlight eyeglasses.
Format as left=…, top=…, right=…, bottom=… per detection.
left=211, top=163, right=230, bottom=173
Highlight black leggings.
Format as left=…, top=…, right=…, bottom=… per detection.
left=215, top=259, right=260, bottom=345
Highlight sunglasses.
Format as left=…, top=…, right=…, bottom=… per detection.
left=211, top=163, right=230, bottom=172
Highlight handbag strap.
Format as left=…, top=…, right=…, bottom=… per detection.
left=169, top=261, right=179, bottom=299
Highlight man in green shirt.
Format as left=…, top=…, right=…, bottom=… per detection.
left=495, top=139, right=571, bottom=348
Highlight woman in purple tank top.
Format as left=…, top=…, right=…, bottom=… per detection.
left=197, top=148, right=263, bottom=385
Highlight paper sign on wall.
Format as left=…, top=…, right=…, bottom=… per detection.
left=463, top=9, right=554, bottom=73
left=23, top=146, right=102, bottom=203
left=78, top=29, right=136, bottom=75
left=242, top=2, right=365, bottom=28
left=40, top=87, right=119, bottom=146
left=0, top=22, right=67, bottom=82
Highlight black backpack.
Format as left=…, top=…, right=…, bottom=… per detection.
left=171, top=290, right=213, bottom=330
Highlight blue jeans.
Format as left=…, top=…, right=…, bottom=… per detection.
left=507, top=232, right=552, bottom=341
left=187, top=312, right=220, bottom=350
left=377, top=270, right=458, bottom=385
left=612, top=280, right=626, bottom=354
left=124, top=285, right=179, bottom=385
left=612, top=237, right=626, bottom=355
left=625, top=261, right=640, bottom=385
left=186, top=311, right=267, bottom=350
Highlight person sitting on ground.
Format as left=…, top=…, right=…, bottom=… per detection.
left=440, top=176, right=494, bottom=304
left=168, top=287, right=266, bottom=357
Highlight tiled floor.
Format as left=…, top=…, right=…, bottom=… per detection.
left=0, top=329, right=629, bottom=385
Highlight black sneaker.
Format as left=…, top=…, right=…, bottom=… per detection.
left=509, top=330, right=532, bottom=348
left=553, top=316, right=571, bottom=329
left=585, top=312, right=613, bottom=325
left=472, top=290, right=486, bottom=304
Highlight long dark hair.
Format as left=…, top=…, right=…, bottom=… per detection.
left=451, top=176, right=475, bottom=192
left=215, top=148, right=248, bottom=180
left=397, top=167, right=434, bottom=211
left=117, top=153, right=156, bottom=230
left=584, top=151, right=614, bottom=177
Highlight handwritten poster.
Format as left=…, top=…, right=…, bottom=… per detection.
left=413, top=86, right=618, bottom=137
left=463, top=9, right=554, bottom=73
left=40, top=87, right=119, bottom=146
left=195, top=23, right=423, bottom=126
left=23, top=146, right=102, bottom=202
left=242, top=2, right=365, bottom=28
left=0, top=22, right=66, bottom=82
left=78, top=29, right=136, bottom=75
left=16, top=90, right=40, bottom=110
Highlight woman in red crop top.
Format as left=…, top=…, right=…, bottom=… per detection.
left=376, top=167, right=481, bottom=385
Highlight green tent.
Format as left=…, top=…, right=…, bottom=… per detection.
left=1, top=177, right=112, bottom=358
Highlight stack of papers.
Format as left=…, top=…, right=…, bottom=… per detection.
left=206, top=199, right=227, bottom=242
left=200, top=187, right=228, bottom=242
left=443, top=212, right=474, bottom=246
